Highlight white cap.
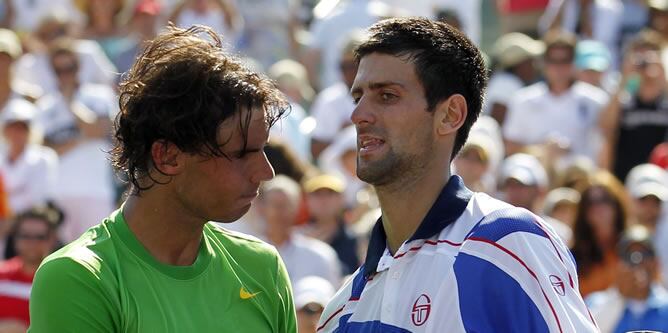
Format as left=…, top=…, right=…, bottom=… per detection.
left=500, top=153, right=548, bottom=188
left=1, top=99, right=37, bottom=125
left=294, top=276, right=335, bottom=309
left=625, top=164, right=668, bottom=201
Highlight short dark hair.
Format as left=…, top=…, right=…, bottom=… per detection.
left=113, top=25, right=288, bottom=193
left=355, top=17, right=488, bottom=159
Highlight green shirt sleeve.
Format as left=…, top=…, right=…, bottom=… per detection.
left=275, top=254, right=297, bottom=333
left=28, top=257, right=119, bottom=333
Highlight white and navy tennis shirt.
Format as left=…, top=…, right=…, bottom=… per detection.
left=317, top=176, right=598, bottom=332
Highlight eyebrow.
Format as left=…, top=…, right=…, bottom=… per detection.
left=351, top=81, right=406, bottom=95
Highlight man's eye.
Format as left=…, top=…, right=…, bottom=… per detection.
left=381, top=93, right=397, bottom=102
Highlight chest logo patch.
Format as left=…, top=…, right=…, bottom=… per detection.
left=411, top=294, right=431, bottom=326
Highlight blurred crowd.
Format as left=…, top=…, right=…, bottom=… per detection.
left=0, top=0, right=667, bottom=332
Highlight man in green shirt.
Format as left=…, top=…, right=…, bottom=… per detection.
left=28, top=24, right=296, bottom=332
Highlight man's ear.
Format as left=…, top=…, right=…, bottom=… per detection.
left=150, top=140, right=184, bottom=176
left=434, top=94, right=468, bottom=137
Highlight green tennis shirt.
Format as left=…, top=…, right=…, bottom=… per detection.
left=28, top=209, right=297, bottom=332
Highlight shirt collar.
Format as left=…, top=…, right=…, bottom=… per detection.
left=362, top=175, right=473, bottom=279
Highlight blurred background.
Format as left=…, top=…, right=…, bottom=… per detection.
left=0, top=0, right=667, bottom=332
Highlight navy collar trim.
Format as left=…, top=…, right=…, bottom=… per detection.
left=362, top=175, right=473, bottom=279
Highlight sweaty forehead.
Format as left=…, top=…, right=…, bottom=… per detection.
left=218, top=108, right=269, bottom=146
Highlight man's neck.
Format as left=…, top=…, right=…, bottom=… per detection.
left=122, top=192, right=205, bottom=266
left=375, top=165, right=450, bottom=254
left=548, top=81, right=573, bottom=95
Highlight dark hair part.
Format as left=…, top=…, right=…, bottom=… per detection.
left=113, top=25, right=288, bottom=194
left=355, top=17, right=488, bottom=159
left=571, top=171, right=630, bottom=275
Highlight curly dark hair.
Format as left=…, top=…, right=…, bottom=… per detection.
left=355, top=17, right=488, bottom=159
left=113, top=25, right=288, bottom=194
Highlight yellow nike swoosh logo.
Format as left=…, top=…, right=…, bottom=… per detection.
left=240, top=287, right=261, bottom=300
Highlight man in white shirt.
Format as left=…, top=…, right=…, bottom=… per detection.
left=503, top=29, right=609, bottom=160
left=0, top=99, right=58, bottom=214
left=35, top=39, right=117, bottom=243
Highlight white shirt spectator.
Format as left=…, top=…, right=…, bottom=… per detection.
left=276, top=233, right=342, bottom=288
left=15, top=40, right=117, bottom=95
left=539, top=0, right=623, bottom=68
left=308, top=0, right=386, bottom=88
left=484, top=71, right=524, bottom=115
left=36, top=84, right=117, bottom=242
left=503, top=81, right=608, bottom=159
left=310, top=82, right=355, bottom=143
left=0, top=144, right=57, bottom=214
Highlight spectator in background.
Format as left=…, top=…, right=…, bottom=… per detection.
left=268, top=58, right=315, bottom=110
left=539, top=0, right=623, bottom=67
left=600, top=30, right=668, bottom=181
left=587, top=225, right=668, bottom=333
left=575, top=39, right=613, bottom=93
left=75, top=0, right=126, bottom=60
left=310, top=32, right=365, bottom=160
left=14, top=15, right=117, bottom=95
left=625, top=163, right=668, bottom=231
left=170, top=0, right=242, bottom=47
left=0, top=206, right=60, bottom=331
left=486, top=32, right=543, bottom=125
left=112, top=0, right=161, bottom=75
left=504, top=29, right=608, bottom=160
left=36, top=39, right=116, bottom=242
left=453, top=132, right=494, bottom=193
left=267, top=59, right=313, bottom=162
left=294, top=276, right=335, bottom=333
left=301, top=174, right=359, bottom=275
left=0, top=29, right=40, bottom=109
left=258, top=175, right=342, bottom=287
left=625, top=163, right=668, bottom=288
left=543, top=186, right=581, bottom=230
left=0, top=99, right=58, bottom=214
left=498, top=153, right=573, bottom=243
left=571, top=170, right=631, bottom=297
left=648, top=0, right=668, bottom=42
left=317, top=125, right=368, bottom=207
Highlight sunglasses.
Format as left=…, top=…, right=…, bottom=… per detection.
left=545, top=57, right=573, bottom=65
left=54, top=63, right=78, bottom=76
left=16, top=233, right=50, bottom=241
